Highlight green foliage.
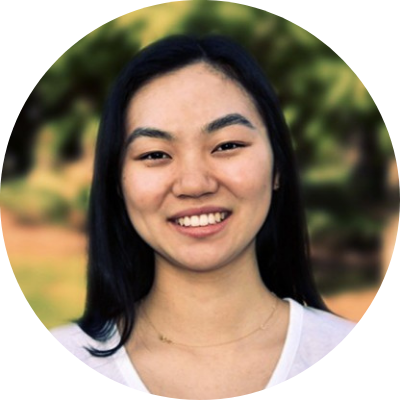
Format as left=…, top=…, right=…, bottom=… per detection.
left=12, top=258, right=86, bottom=328
left=7, top=0, right=398, bottom=245
left=4, top=1, right=395, bottom=327
left=73, top=185, right=90, bottom=213
left=0, top=180, right=70, bottom=224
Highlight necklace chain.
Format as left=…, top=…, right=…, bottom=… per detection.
left=141, top=295, right=279, bottom=348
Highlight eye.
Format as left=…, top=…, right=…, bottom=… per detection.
left=139, top=151, right=170, bottom=161
left=214, top=142, right=246, bottom=152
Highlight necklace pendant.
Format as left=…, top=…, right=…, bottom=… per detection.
left=159, top=335, right=172, bottom=344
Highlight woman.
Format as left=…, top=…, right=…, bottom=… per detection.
left=52, top=35, right=355, bottom=399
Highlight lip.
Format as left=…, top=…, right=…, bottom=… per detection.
left=168, top=206, right=231, bottom=221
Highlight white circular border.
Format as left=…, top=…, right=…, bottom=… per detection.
left=1, top=1, right=399, bottom=399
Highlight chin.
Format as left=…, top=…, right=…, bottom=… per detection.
left=182, top=262, right=226, bottom=274
left=159, top=251, right=240, bottom=275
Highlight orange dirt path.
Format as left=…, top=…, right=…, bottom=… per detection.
left=1, top=209, right=86, bottom=259
left=1, top=209, right=377, bottom=322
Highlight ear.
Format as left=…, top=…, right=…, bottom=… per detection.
left=273, top=173, right=280, bottom=190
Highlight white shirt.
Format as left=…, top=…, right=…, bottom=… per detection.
left=51, top=298, right=355, bottom=392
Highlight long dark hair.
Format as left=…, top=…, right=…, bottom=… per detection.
left=78, top=35, right=328, bottom=357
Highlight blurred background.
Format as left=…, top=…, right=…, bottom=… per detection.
left=1, top=0, right=398, bottom=328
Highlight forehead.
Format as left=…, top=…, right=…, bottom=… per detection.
left=125, top=63, right=263, bottom=134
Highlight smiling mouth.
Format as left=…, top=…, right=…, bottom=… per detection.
left=174, top=212, right=229, bottom=227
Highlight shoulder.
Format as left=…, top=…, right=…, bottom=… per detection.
left=51, top=324, right=98, bottom=362
left=300, top=302, right=356, bottom=346
left=50, top=323, right=130, bottom=385
left=51, top=323, right=121, bottom=364
left=51, top=323, right=137, bottom=388
left=286, top=298, right=355, bottom=373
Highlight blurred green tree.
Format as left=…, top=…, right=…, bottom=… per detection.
left=2, top=1, right=397, bottom=292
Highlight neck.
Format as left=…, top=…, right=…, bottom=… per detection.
left=138, top=250, right=276, bottom=347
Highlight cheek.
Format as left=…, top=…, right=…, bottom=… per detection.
left=219, top=152, right=274, bottom=200
left=121, top=169, right=169, bottom=212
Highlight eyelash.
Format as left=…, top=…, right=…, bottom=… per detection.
left=138, top=142, right=246, bottom=162
left=139, top=151, right=170, bottom=161
left=213, top=142, right=246, bottom=152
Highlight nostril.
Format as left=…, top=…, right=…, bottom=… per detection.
left=172, top=172, right=218, bottom=198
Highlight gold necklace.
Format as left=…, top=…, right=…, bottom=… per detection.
left=141, top=295, right=279, bottom=348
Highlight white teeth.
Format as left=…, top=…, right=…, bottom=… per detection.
left=199, top=214, right=208, bottom=226
left=175, top=212, right=228, bottom=227
left=190, top=215, right=200, bottom=227
left=208, top=213, right=216, bottom=224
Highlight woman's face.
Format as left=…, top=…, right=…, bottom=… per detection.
left=121, top=63, right=275, bottom=273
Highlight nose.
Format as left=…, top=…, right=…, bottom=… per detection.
left=172, top=158, right=219, bottom=198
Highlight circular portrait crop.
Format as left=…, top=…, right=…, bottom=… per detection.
left=1, top=1, right=398, bottom=399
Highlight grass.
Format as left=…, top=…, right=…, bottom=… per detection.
left=11, top=256, right=86, bottom=329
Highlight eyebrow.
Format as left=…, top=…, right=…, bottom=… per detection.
left=204, top=113, right=256, bottom=133
left=124, top=113, right=256, bottom=149
left=125, top=127, right=174, bottom=148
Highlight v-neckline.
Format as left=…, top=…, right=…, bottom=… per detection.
left=114, top=298, right=304, bottom=393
